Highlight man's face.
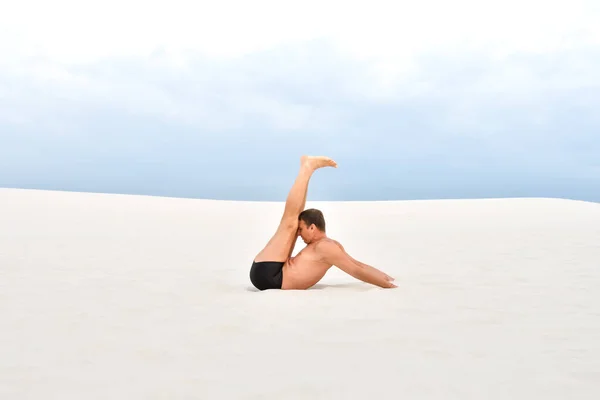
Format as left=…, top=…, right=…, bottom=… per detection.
left=297, top=220, right=314, bottom=243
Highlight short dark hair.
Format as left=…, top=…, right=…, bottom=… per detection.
left=298, top=208, right=326, bottom=231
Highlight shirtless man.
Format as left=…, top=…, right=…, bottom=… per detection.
left=249, top=155, right=397, bottom=290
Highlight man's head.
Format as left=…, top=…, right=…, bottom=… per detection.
left=298, top=208, right=326, bottom=243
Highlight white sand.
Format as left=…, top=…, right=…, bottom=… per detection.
left=1, top=188, right=599, bottom=399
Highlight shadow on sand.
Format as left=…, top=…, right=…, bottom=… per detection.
left=245, top=282, right=368, bottom=292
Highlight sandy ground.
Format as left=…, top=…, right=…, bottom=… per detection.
left=1, top=188, right=599, bottom=399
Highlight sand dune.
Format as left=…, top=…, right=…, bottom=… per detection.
left=1, top=188, right=599, bottom=399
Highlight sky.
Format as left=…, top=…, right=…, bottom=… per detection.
left=1, top=0, right=599, bottom=202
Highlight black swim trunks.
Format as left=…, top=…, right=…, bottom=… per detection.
left=250, top=261, right=284, bottom=290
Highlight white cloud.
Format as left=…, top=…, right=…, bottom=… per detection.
left=3, top=0, right=598, bottom=62
left=1, top=0, right=599, bottom=134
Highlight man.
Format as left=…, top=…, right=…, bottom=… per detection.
left=249, top=155, right=397, bottom=290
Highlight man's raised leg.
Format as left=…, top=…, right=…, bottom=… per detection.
left=254, top=155, right=337, bottom=263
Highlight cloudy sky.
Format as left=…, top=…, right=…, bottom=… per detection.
left=1, top=0, right=599, bottom=202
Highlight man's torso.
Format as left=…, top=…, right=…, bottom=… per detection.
left=281, top=238, right=338, bottom=289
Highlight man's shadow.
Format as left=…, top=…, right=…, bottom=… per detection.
left=245, top=282, right=367, bottom=292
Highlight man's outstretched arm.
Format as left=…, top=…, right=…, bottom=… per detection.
left=334, top=241, right=395, bottom=283
left=316, top=241, right=397, bottom=288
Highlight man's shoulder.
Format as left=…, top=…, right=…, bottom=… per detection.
left=314, top=238, right=343, bottom=254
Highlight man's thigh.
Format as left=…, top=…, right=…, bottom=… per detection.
left=254, top=217, right=298, bottom=263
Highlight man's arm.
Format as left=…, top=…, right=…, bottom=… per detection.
left=316, top=241, right=397, bottom=288
left=334, top=241, right=395, bottom=283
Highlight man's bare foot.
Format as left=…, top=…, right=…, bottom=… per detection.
left=301, top=155, right=338, bottom=170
